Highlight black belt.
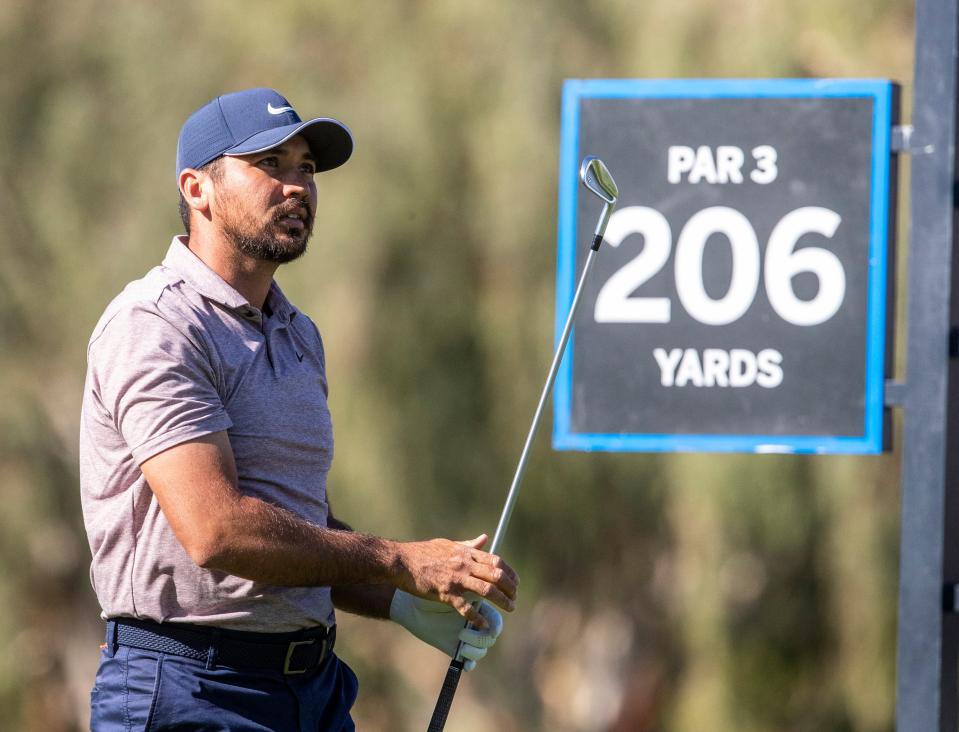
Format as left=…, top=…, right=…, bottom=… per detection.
left=106, top=617, right=336, bottom=675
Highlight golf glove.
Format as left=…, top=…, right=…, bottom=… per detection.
left=389, top=590, right=503, bottom=671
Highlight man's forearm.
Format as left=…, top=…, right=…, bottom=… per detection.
left=331, top=583, right=396, bottom=619
left=325, top=513, right=397, bottom=618
left=201, top=494, right=400, bottom=587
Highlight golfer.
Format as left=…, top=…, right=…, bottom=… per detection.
left=79, top=87, right=518, bottom=730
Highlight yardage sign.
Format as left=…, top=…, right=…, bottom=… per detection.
left=553, top=79, right=896, bottom=454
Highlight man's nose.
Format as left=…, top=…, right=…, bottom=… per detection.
left=282, top=175, right=307, bottom=196
left=282, top=175, right=314, bottom=202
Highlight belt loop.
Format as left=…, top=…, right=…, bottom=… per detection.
left=107, top=620, right=119, bottom=656
left=206, top=628, right=221, bottom=670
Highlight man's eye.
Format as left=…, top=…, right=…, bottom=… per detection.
left=301, top=164, right=317, bottom=175
left=259, top=157, right=279, bottom=167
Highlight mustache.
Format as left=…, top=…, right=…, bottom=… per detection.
left=272, top=199, right=313, bottom=228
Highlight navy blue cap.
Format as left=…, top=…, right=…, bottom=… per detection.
left=176, top=88, right=353, bottom=180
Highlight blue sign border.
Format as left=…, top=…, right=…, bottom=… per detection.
left=553, top=78, right=894, bottom=454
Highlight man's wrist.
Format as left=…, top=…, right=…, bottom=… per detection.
left=382, top=538, right=409, bottom=587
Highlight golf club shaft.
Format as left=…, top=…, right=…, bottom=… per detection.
left=427, top=202, right=612, bottom=732
left=490, top=242, right=602, bottom=556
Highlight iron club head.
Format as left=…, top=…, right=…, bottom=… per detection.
left=580, top=156, right=619, bottom=204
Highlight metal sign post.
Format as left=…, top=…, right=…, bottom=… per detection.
left=895, top=0, right=959, bottom=729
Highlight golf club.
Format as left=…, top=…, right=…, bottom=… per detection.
left=426, top=156, right=620, bottom=732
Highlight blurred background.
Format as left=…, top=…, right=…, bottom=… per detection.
left=0, top=0, right=915, bottom=729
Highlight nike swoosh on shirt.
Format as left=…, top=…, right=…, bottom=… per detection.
left=267, top=103, right=295, bottom=115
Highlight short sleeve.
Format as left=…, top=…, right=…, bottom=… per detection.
left=88, top=303, right=233, bottom=464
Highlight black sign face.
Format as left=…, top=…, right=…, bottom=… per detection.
left=553, top=80, right=895, bottom=454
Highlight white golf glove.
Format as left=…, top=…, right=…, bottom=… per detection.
left=389, top=590, right=503, bottom=671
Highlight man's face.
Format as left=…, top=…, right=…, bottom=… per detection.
left=210, top=134, right=319, bottom=264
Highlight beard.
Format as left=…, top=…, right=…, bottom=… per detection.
left=217, top=193, right=314, bottom=264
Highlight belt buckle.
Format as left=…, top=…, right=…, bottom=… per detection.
left=283, top=639, right=317, bottom=675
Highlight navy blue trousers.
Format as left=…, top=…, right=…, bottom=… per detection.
left=89, top=643, right=358, bottom=731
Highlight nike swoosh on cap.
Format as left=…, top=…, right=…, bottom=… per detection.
left=267, top=103, right=295, bottom=115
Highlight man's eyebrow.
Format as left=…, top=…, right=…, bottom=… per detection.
left=267, top=145, right=316, bottom=163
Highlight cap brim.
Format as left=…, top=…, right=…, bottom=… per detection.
left=224, top=118, right=353, bottom=172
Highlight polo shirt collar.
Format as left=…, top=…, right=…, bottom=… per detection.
left=164, top=236, right=249, bottom=310
left=162, top=236, right=298, bottom=323
left=264, top=281, right=298, bottom=323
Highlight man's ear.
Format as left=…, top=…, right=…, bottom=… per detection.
left=178, top=168, right=213, bottom=217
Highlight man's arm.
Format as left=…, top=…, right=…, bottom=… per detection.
left=140, top=431, right=517, bottom=626
left=330, top=584, right=395, bottom=619
left=326, top=513, right=396, bottom=619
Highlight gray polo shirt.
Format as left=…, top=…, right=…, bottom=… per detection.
left=79, top=237, right=335, bottom=631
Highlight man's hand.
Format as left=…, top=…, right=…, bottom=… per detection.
left=393, top=534, right=519, bottom=627
left=389, top=591, right=503, bottom=671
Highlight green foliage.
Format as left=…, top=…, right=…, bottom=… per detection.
left=0, top=1, right=911, bottom=729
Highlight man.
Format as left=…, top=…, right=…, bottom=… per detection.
left=79, top=88, right=518, bottom=730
